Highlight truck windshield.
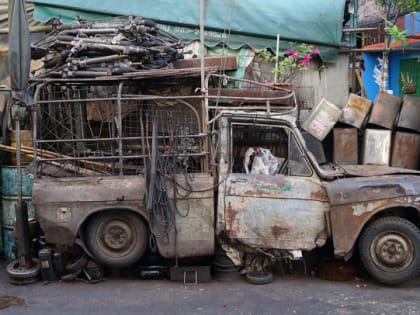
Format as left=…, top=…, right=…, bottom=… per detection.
left=230, top=122, right=312, bottom=177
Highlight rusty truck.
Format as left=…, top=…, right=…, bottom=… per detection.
left=28, top=73, right=420, bottom=285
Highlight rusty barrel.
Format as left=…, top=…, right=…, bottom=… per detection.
left=397, top=95, right=420, bottom=133
left=362, top=129, right=392, bottom=166
left=368, top=93, right=402, bottom=129
left=391, top=131, right=420, bottom=170
left=339, top=93, right=372, bottom=129
left=333, top=128, right=358, bottom=165
left=1, top=166, right=34, bottom=260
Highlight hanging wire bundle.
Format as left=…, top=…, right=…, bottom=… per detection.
left=31, top=16, right=185, bottom=78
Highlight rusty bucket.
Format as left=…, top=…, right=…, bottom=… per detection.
left=339, top=93, right=372, bottom=128
left=368, top=93, right=402, bottom=129
left=397, top=95, right=420, bottom=133
left=362, top=129, right=392, bottom=166
left=302, top=98, right=342, bottom=141
left=391, top=131, right=420, bottom=170
left=333, top=128, right=358, bottom=165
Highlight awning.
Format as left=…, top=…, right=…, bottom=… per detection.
left=29, top=0, right=345, bottom=63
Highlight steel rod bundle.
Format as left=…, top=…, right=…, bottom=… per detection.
left=31, top=16, right=185, bottom=78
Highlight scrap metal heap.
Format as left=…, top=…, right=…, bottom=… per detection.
left=30, top=16, right=185, bottom=78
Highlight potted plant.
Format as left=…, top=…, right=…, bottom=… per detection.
left=255, top=43, right=320, bottom=85
left=400, top=72, right=416, bottom=94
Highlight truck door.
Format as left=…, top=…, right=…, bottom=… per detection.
left=223, top=122, right=329, bottom=251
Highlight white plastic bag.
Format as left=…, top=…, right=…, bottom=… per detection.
left=243, top=147, right=279, bottom=175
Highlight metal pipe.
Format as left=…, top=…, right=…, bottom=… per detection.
left=275, top=34, right=280, bottom=84
left=117, top=82, right=124, bottom=176
left=15, top=119, right=24, bottom=265
left=342, top=27, right=378, bottom=32
left=200, top=0, right=206, bottom=93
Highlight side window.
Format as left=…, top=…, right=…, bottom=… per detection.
left=230, top=123, right=312, bottom=177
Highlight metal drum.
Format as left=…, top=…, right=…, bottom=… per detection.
left=391, top=131, right=420, bottom=170
left=339, top=93, right=372, bottom=128
left=0, top=209, right=2, bottom=255
left=1, top=166, right=33, bottom=196
left=302, top=98, right=342, bottom=141
left=362, top=129, right=392, bottom=166
left=333, top=128, right=358, bottom=165
left=1, top=166, right=34, bottom=260
left=397, top=95, right=420, bottom=132
left=368, top=92, right=402, bottom=129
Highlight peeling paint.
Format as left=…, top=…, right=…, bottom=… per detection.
left=351, top=200, right=385, bottom=216
left=255, top=181, right=291, bottom=192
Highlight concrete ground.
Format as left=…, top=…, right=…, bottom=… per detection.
left=0, top=259, right=419, bottom=315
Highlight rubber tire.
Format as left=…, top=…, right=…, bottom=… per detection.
left=85, top=212, right=148, bottom=268
left=245, top=271, right=274, bottom=285
left=358, top=217, right=420, bottom=286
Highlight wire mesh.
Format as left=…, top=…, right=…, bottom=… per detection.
left=33, top=81, right=206, bottom=177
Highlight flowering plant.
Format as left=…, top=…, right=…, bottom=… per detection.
left=256, top=43, right=320, bottom=83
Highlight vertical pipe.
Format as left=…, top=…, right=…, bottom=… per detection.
left=275, top=34, right=280, bottom=83
left=200, top=0, right=205, bottom=93
left=15, top=118, right=31, bottom=265
left=15, top=119, right=23, bottom=263
left=117, top=82, right=124, bottom=175
left=200, top=0, right=209, bottom=173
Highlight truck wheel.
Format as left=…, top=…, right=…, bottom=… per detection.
left=358, top=217, right=420, bottom=285
left=85, top=212, right=148, bottom=268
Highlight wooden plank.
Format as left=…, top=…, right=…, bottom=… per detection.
left=172, top=56, right=237, bottom=70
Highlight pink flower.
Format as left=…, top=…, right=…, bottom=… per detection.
left=299, top=54, right=312, bottom=65
left=312, top=48, right=320, bottom=55
left=285, top=49, right=297, bottom=58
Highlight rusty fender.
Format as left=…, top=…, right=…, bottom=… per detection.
left=326, top=175, right=420, bottom=258
left=32, top=176, right=147, bottom=245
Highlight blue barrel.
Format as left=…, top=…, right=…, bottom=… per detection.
left=1, top=166, right=34, bottom=260
left=1, top=166, right=33, bottom=197
left=0, top=208, right=2, bottom=255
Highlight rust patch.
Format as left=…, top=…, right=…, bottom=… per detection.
left=310, top=190, right=329, bottom=202
left=271, top=225, right=289, bottom=238
left=226, top=202, right=239, bottom=236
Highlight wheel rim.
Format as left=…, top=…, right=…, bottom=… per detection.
left=370, top=230, right=414, bottom=273
left=97, top=219, right=135, bottom=257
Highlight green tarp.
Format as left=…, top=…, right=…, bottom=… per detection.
left=29, top=0, right=346, bottom=62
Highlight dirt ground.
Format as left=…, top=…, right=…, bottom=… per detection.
left=0, top=259, right=419, bottom=315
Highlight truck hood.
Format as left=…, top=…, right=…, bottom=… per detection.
left=320, top=164, right=420, bottom=179
left=325, top=173, right=420, bottom=206
left=340, top=165, right=420, bottom=177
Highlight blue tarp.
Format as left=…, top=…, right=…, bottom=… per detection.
left=29, top=0, right=346, bottom=62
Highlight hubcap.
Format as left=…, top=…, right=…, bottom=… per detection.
left=101, top=220, right=133, bottom=251
left=371, top=232, right=413, bottom=272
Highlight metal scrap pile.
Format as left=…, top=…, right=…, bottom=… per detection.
left=31, top=16, right=185, bottom=78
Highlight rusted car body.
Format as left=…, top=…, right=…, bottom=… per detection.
left=31, top=77, right=420, bottom=285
